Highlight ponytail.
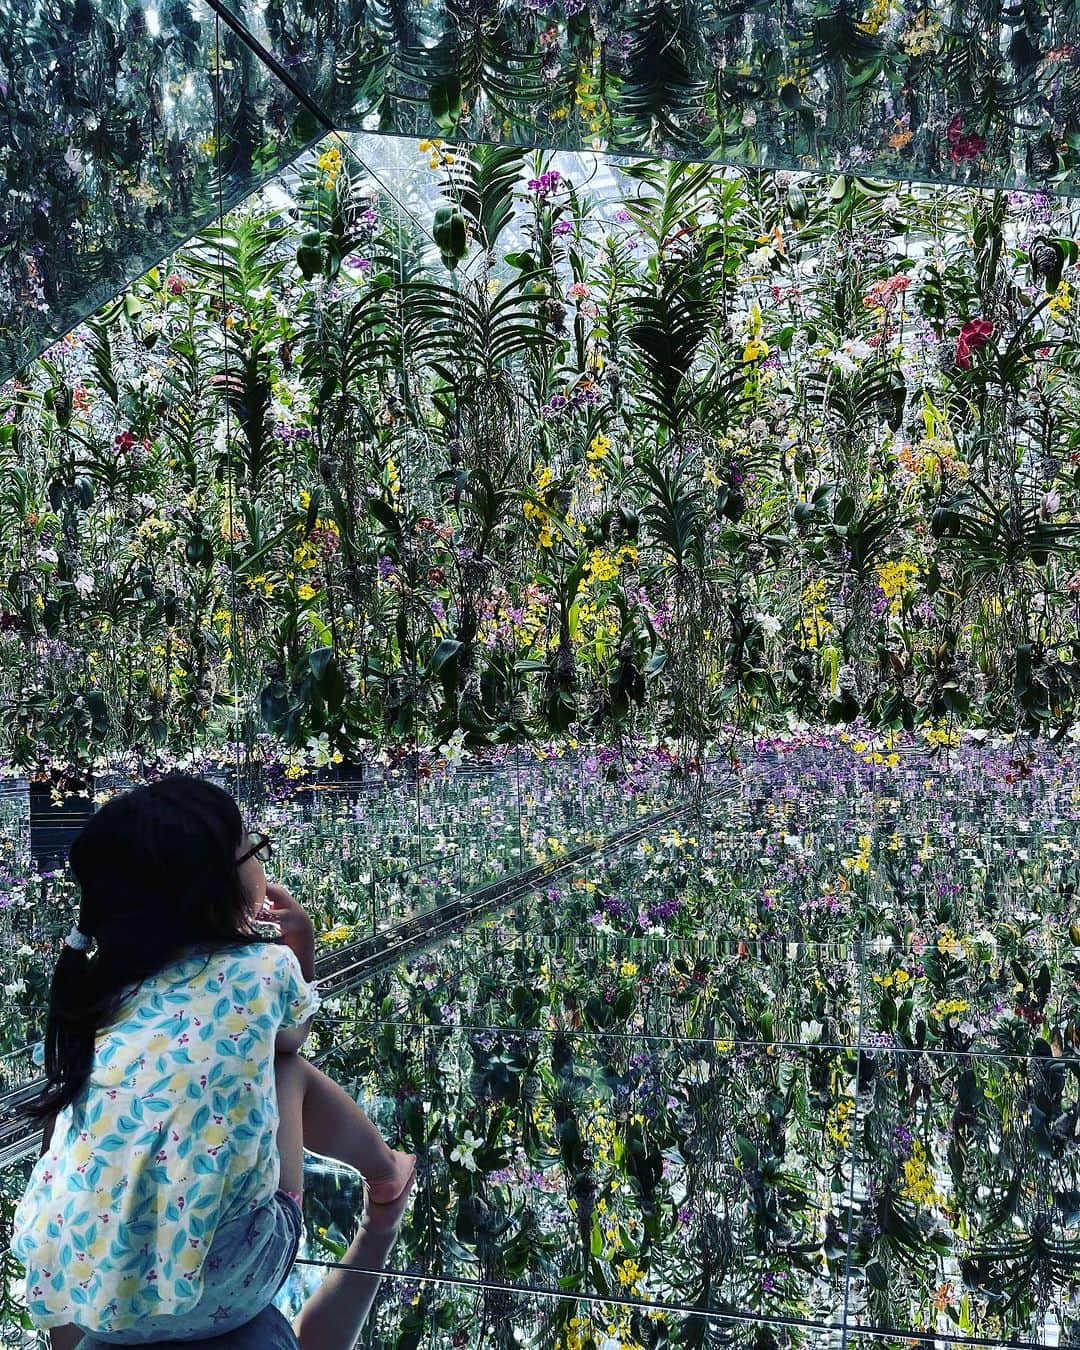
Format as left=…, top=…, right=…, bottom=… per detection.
left=22, top=943, right=108, bottom=1124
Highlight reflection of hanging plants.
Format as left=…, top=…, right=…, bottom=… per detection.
left=615, top=1, right=708, bottom=149
left=413, top=0, right=549, bottom=139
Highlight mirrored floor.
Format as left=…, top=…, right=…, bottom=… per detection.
left=2, top=742, right=1079, bottom=1346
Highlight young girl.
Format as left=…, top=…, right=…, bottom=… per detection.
left=12, top=775, right=416, bottom=1349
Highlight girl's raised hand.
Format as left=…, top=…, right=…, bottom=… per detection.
left=260, top=883, right=314, bottom=939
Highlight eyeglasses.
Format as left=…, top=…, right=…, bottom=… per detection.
left=237, top=831, right=272, bottom=865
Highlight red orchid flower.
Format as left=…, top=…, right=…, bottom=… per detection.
left=946, top=115, right=986, bottom=165
left=955, top=318, right=995, bottom=369
left=949, top=133, right=986, bottom=165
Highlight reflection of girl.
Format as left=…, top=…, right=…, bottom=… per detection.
left=12, top=776, right=415, bottom=1349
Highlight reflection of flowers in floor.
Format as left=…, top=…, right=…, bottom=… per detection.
left=4, top=746, right=1080, bottom=1343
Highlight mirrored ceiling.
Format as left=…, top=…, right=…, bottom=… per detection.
left=3, top=0, right=1078, bottom=385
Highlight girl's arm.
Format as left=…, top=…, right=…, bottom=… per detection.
left=275, top=1019, right=313, bottom=1055
left=264, top=883, right=317, bottom=1054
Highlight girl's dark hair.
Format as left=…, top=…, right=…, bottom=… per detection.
left=23, top=775, right=264, bottom=1124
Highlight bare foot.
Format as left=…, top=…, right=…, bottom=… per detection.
left=361, top=1167, right=416, bottom=1237
left=365, top=1149, right=416, bottom=1206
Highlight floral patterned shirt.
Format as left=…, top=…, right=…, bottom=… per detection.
left=12, top=941, right=319, bottom=1333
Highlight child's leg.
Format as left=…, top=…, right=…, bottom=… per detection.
left=274, top=1054, right=416, bottom=1350
left=274, top=1052, right=415, bottom=1204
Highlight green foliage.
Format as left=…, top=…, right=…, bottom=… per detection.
left=4, top=141, right=1080, bottom=771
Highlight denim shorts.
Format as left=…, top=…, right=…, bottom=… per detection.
left=73, top=1190, right=303, bottom=1347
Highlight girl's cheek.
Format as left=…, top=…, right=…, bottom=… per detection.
left=238, top=858, right=266, bottom=914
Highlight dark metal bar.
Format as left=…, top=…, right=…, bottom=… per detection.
left=200, top=0, right=338, bottom=134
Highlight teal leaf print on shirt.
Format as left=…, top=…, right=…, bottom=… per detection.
left=13, top=943, right=319, bottom=1335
